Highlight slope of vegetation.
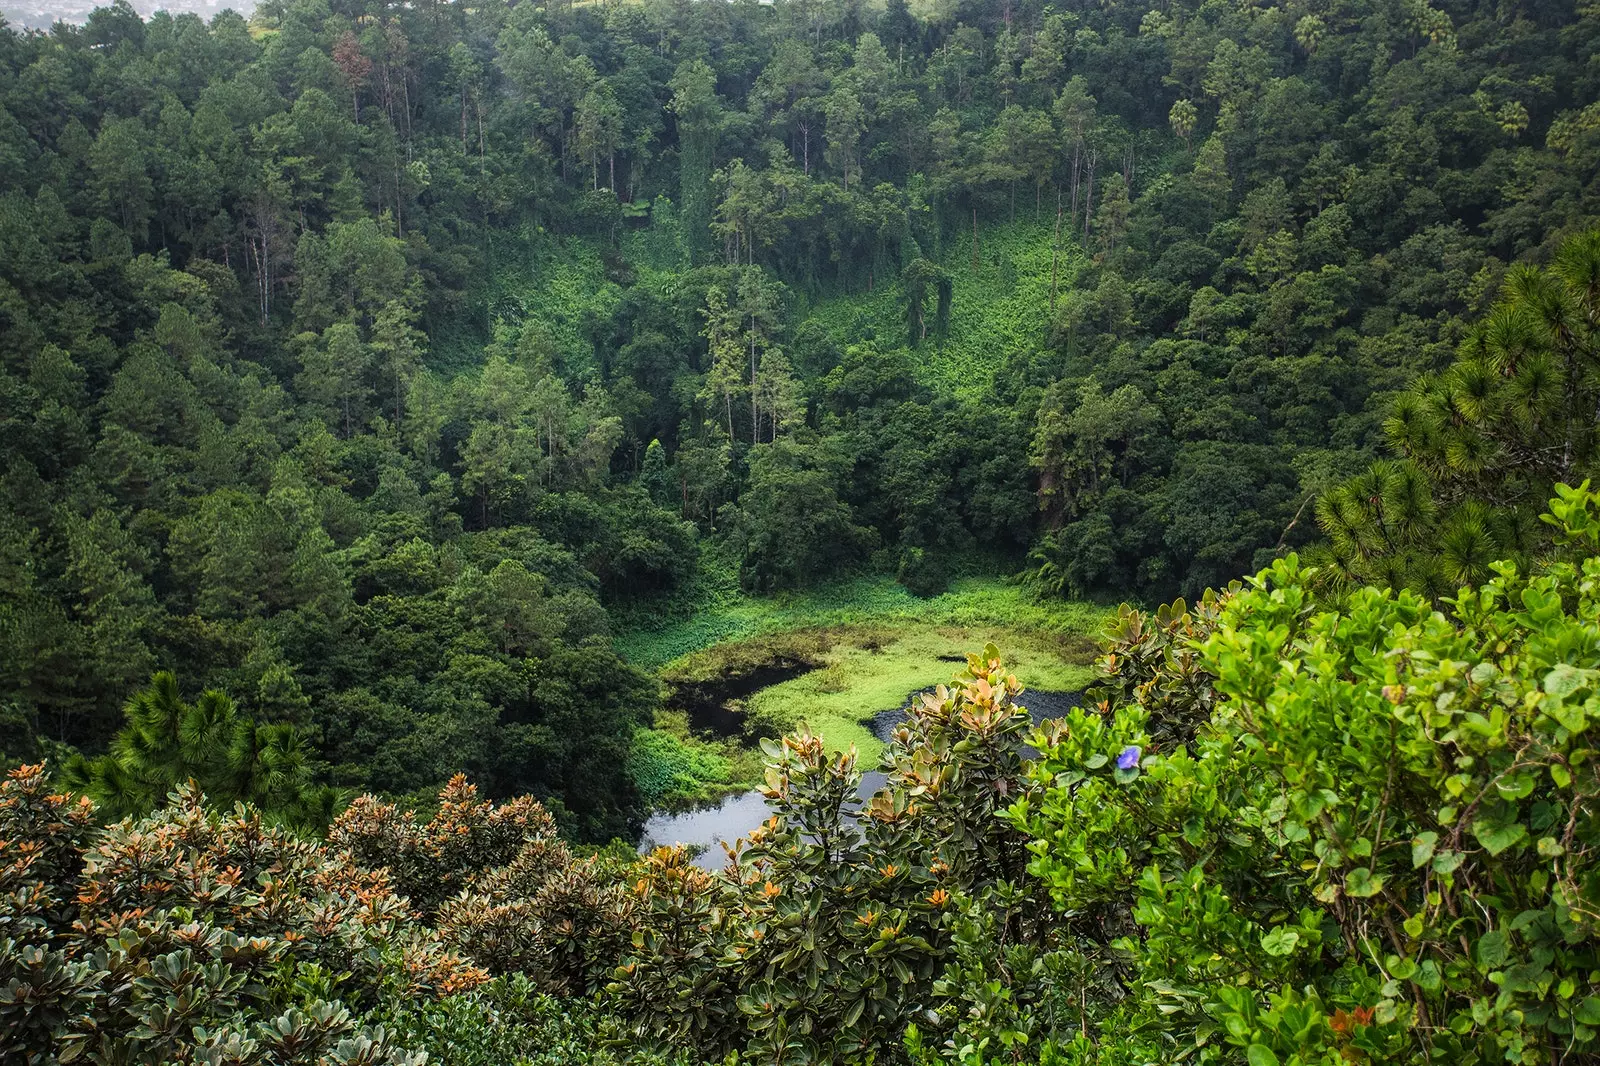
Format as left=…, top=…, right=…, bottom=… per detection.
left=802, top=218, right=1084, bottom=395
left=2, top=0, right=1596, bottom=840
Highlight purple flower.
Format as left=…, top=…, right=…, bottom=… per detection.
left=1116, top=745, right=1142, bottom=771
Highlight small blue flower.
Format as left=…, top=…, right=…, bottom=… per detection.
left=1116, top=745, right=1142, bottom=771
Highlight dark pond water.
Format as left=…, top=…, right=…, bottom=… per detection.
left=637, top=688, right=1082, bottom=869
left=675, top=659, right=817, bottom=735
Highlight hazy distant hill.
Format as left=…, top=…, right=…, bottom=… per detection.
left=2, top=0, right=250, bottom=30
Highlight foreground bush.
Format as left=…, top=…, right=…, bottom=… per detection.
left=0, top=764, right=481, bottom=1065
left=372, top=973, right=697, bottom=1066
left=1010, top=482, right=1600, bottom=1065
left=331, top=774, right=636, bottom=993
left=608, top=645, right=1077, bottom=1062
left=0, top=768, right=681, bottom=1065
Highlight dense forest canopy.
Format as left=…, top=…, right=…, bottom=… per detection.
left=0, top=0, right=1598, bottom=831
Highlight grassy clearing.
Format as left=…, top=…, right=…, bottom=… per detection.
left=617, top=572, right=1110, bottom=672
left=456, top=212, right=1073, bottom=383
left=457, top=215, right=1075, bottom=392
left=628, top=712, right=766, bottom=811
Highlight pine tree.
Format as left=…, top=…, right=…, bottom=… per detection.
left=1317, top=231, right=1600, bottom=594
left=699, top=285, right=747, bottom=442
left=65, top=672, right=337, bottom=830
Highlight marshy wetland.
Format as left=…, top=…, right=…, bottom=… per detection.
left=622, top=579, right=1109, bottom=862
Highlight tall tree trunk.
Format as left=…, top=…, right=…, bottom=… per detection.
left=971, top=205, right=980, bottom=271
left=394, top=156, right=404, bottom=236
left=1069, top=141, right=1081, bottom=234
left=1083, top=150, right=1097, bottom=246
left=1051, top=187, right=1062, bottom=310
left=382, top=58, right=393, bottom=125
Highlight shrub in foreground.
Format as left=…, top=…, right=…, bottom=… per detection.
left=1009, top=482, right=1600, bottom=1065
left=330, top=774, right=636, bottom=994
left=608, top=645, right=1077, bottom=1062
left=0, top=764, right=481, bottom=1065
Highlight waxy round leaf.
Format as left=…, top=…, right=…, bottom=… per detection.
left=1472, top=819, right=1528, bottom=857
left=1260, top=927, right=1300, bottom=956
left=1345, top=867, right=1384, bottom=897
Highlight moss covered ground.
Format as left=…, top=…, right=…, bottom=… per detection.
left=739, top=622, right=1100, bottom=763
left=622, top=575, right=1111, bottom=809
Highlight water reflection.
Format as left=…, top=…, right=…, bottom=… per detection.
left=637, top=689, right=1081, bottom=869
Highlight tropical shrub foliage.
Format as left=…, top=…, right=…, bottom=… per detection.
left=0, top=765, right=683, bottom=1066
left=1011, top=482, right=1600, bottom=1065
left=0, top=763, right=479, bottom=1065
left=331, top=774, right=636, bottom=993
left=608, top=647, right=1060, bottom=1061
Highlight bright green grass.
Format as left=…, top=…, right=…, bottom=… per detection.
left=470, top=215, right=1074, bottom=396
left=803, top=217, right=1083, bottom=397
left=615, top=572, right=1110, bottom=672
left=476, top=215, right=1078, bottom=390
left=741, top=623, right=1101, bottom=764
